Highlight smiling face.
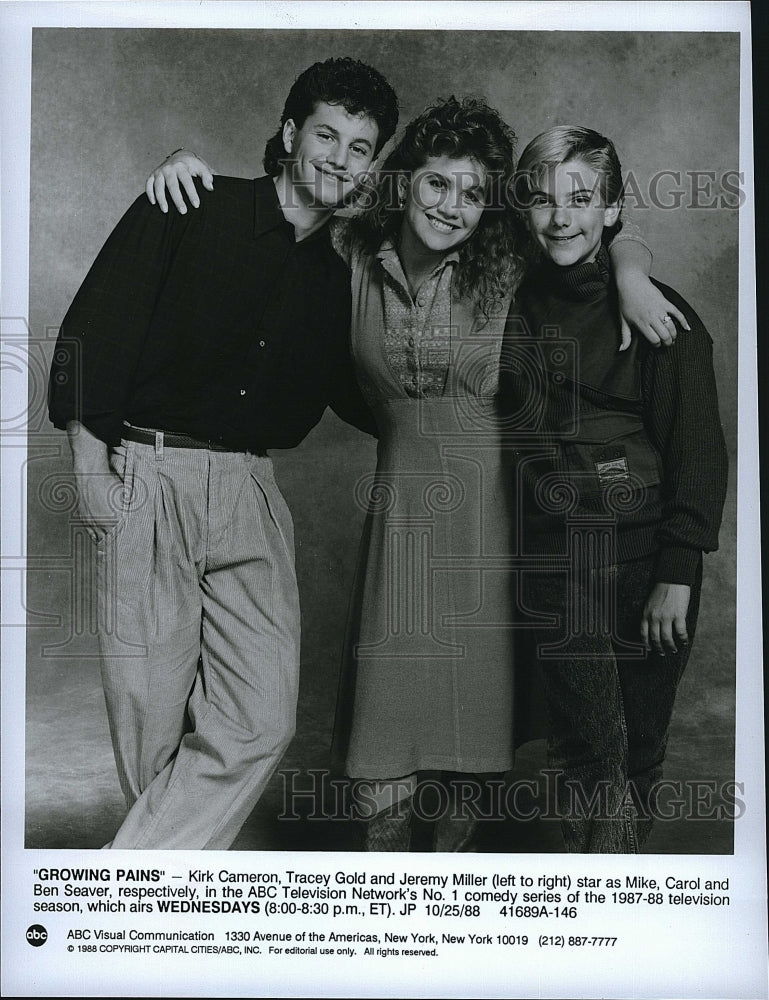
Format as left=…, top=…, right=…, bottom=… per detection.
left=282, top=100, right=380, bottom=209
left=526, top=158, right=620, bottom=267
left=399, top=154, right=487, bottom=256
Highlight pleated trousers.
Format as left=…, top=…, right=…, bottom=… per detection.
left=95, top=438, right=299, bottom=849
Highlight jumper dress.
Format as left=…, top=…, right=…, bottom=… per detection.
left=332, top=236, right=530, bottom=779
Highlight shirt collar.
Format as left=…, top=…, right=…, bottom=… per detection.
left=252, top=175, right=333, bottom=249
left=375, top=238, right=460, bottom=289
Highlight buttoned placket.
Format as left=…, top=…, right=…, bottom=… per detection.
left=376, top=243, right=457, bottom=398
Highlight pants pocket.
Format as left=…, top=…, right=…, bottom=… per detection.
left=95, top=440, right=136, bottom=545
left=561, top=412, right=662, bottom=501
left=246, top=466, right=295, bottom=566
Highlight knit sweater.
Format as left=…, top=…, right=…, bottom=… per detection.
left=500, top=251, right=728, bottom=586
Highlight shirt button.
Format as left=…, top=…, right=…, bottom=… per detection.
left=408, top=337, right=415, bottom=347
left=240, top=389, right=246, bottom=396
left=259, top=340, right=266, bottom=348
left=417, top=296, right=427, bottom=307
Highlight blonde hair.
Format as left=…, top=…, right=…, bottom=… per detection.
left=513, top=125, right=624, bottom=209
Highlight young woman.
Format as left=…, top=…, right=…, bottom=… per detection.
left=144, top=101, right=684, bottom=851
left=503, top=125, right=728, bottom=852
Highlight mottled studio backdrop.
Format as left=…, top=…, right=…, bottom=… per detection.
left=25, top=29, right=740, bottom=847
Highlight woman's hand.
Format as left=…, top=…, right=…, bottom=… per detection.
left=640, top=582, right=691, bottom=656
left=145, top=150, right=215, bottom=214
left=616, top=270, right=690, bottom=350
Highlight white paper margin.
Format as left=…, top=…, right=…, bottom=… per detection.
left=1, top=3, right=765, bottom=998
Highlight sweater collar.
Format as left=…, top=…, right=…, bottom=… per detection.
left=537, top=245, right=611, bottom=301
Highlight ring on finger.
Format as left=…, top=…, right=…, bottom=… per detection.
left=661, top=315, right=672, bottom=324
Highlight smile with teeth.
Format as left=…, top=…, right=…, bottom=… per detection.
left=426, top=213, right=460, bottom=233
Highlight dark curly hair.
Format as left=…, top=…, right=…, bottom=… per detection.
left=263, top=57, right=399, bottom=175
left=350, top=96, right=525, bottom=316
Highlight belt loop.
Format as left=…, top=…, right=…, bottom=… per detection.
left=155, top=430, right=164, bottom=460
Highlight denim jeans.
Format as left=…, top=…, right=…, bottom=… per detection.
left=523, top=553, right=702, bottom=853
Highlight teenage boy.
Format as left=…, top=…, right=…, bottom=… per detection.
left=503, top=126, right=728, bottom=852
left=48, top=58, right=398, bottom=849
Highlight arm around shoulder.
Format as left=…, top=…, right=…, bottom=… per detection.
left=145, top=149, right=216, bottom=214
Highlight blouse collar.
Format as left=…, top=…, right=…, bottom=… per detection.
left=375, top=238, right=460, bottom=294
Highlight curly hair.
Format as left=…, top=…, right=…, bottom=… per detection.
left=263, top=57, right=399, bottom=176
left=350, top=96, right=525, bottom=316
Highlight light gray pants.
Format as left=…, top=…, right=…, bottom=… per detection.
left=95, top=438, right=299, bottom=849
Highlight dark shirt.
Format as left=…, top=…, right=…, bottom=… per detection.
left=48, top=175, right=375, bottom=450
left=501, top=253, right=728, bottom=586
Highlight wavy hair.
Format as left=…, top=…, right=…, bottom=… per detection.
left=263, top=57, right=399, bottom=176
left=350, top=96, right=525, bottom=316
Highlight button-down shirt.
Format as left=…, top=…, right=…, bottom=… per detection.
left=48, top=175, right=374, bottom=450
left=375, top=240, right=459, bottom=398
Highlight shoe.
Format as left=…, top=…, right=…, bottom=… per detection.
left=433, top=814, right=478, bottom=852
left=361, top=801, right=412, bottom=852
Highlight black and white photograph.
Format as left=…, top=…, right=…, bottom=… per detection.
left=1, top=2, right=765, bottom=997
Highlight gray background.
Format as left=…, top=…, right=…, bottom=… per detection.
left=25, top=28, right=739, bottom=849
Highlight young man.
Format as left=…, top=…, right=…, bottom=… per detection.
left=47, top=58, right=398, bottom=850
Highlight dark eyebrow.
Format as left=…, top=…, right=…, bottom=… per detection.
left=314, top=122, right=373, bottom=150
left=425, top=169, right=486, bottom=192
left=527, top=187, right=594, bottom=200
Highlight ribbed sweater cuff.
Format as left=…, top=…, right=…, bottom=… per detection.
left=654, top=546, right=701, bottom=586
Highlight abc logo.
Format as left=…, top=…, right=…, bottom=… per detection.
left=26, top=924, right=48, bottom=947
